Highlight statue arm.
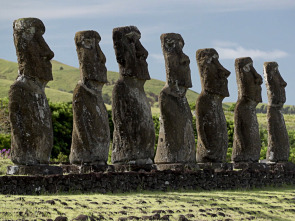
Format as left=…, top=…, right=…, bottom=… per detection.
left=9, top=89, right=26, bottom=139
left=196, top=110, right=210, bottom=148
left=72, top=90, right=91, bottom=147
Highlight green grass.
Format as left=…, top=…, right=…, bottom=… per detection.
left=224, top=111, right=295, bottom=131
left=0, top=58, right=199, bottom=111
left=0, top=186, right=295, bottom=220
left=0, top=158, right=12, bottom=175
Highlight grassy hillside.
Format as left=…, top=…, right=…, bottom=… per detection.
left=0, top=59, right=199, bottom=106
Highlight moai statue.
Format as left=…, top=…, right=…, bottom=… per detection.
left=9, top=18, right=54, bottom=165
left=196, top=48, right=230, bottom=163
left=264, top=62, right=289, bottom=162
left=232, top=57, right=263, bottom=162
left=69, top=31, right=110, bottom=165
left=111, top=26, right=155, bottom=165
left=154, top=33, right=196, bottom=164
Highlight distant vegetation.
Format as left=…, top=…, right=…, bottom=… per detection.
left=224, top=102, right=295, bottom=115
left=0, top=58, right=199, bottom=107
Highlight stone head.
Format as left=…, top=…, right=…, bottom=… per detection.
left=264, top=62, right=287, bottom=107
left=112, top=26, right=150, bottom=80
left=196, top=48, right=230, bottom=97
left=75, top=30, right=107, bottom=83
left=235, top=57, right=263, bottom=103
left=161, top=33, right=192, bottom=89
left=13, top=18, right=54, bottom=82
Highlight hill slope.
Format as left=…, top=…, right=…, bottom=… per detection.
left=0, top=59, right=199, bottom=107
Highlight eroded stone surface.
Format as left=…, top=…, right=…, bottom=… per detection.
left=232, top=57, right=263, bottom=162
left=195, top=48, right=230, bottom=163
left=70, top=31, right=110, bottom=165
left=7, top=165, right=62, bottom=175
left=9, top=18, right=54, bottom=165
left=111, top=26, right=155, bottom=164
left=264, top=62, right=289, bottom=162
left=154, top=33, right=195, bottom=164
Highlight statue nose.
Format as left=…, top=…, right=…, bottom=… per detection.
left=45, top=49, right=54, bottom=60
left=41, top=42, right=54, bottom=60
left=217, top=63, right=230, bottom=78
left=255, top=73, right=263, bottom=85
left=136, top=42, right=148, bottom=59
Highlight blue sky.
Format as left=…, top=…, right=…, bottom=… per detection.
left=1, top=0, right=294, bottom=104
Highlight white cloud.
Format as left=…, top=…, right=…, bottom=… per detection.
left=213, top=41, right=288, bottom=60
left=1, top=0, right=295, bottom=20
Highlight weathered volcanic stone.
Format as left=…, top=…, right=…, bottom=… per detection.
left=195, top=48, right=230, bottom=163
left=154, top=33, right=196, bottom=164
left=232, top=57, right=263, bottom=162
left=111, top=26, right=155, bottom=164
left=9, top=18, right=54, bottom=165
left=7, top=165, right=62, bottom=175
left=70, top=31, right=110, bottom=165
left=264, top=62, right=289, bottom=162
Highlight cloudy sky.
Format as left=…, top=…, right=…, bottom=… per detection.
left=1, top=0, right=294, bottom=104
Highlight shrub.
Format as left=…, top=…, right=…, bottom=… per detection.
left=153, top=115, right=160, bottom=153
left=0, top=134, right=11, bottom=151
left=49, top=101, right=73, bottom=160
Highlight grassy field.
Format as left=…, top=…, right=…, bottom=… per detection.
left=0, top=58, right=199, bottom=106
left=0, top=185, right=294, bottom=220
left=224, top=111, right=295, bottom=131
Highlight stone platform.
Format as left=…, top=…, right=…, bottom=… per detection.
left=7, top=165, right=63, bottom=175
left=198, top=163, right=233, bottom=172
left=8, top=162, right=295, bottom=175
left=156, top=163, right=199, bottom=171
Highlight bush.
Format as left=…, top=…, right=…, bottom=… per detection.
left=228, top=103, right=236, bottom=112
left=259, top=129, right=268, bottom=160
left=153, top=115, right=160, bottom=152
left=0, top=134, right=11, bottom=151
left=49, top=101, right=73, bottom=160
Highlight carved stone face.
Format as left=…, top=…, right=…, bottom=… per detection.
left=75, top=30, right=107, bottom=83
left=113, top=26, right=150, bottom=80
left=13, top=18, right=54, bottom=82
left=235, top=57, right=263, bottom=103
left=264, top=62, right=287, bottom=106
left=196, top=48, right=230, bottom=97
left=161, top=33, right=192, bottom=88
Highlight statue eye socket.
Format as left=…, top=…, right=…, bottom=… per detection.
left=82, top=39, right=95, bottom=49
left=243, top=63, right=252, bottom=72
left=243, top=65, right=250, bottom=72
left=207, top=57, right=212, bottom=64
left=165, top=42, right=175, bottom=51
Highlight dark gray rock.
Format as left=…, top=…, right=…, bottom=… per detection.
left=154, top=33, right=196, bottom=164
left=54, top=217, right=67, bottom=221
left=232, top=57, right=263, bottom=162
left=264, top=62, right=289, bottom=162
left=195, top=48, right=230, bottom=163
left=111, top=26, right=155, bottom=164
left=9, top=18, right=54, bottom=165
left=70, top=30, right=110, bottom=165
